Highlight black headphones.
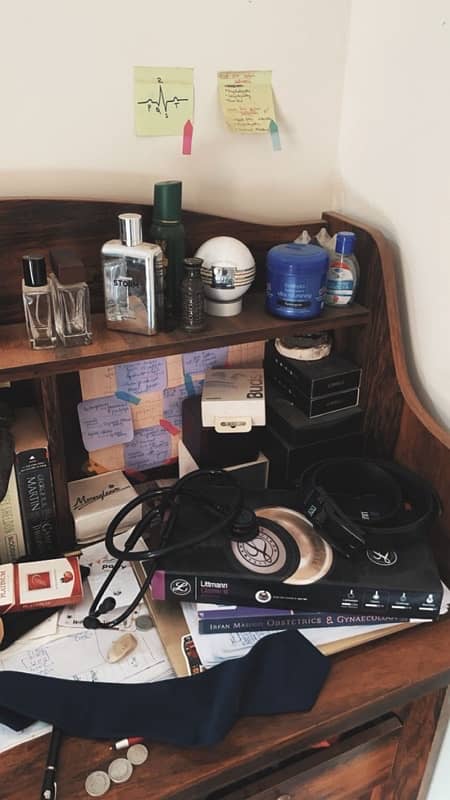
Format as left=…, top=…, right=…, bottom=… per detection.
left=297, top=458, right=441, bottom=557
left=84, top=469, right=257, bottom=629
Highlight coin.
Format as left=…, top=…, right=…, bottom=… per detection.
left=108, top=756, right=133, bottom=783
left=135, top=614, right=154, bottom=631
left=127, top=743, right=149, bottom=766
left=85, top=770, right=111, bottom=797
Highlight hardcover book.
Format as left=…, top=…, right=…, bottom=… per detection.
left=0, top=469, right=26, bottom=563
left=196, top=604, right=405, bottom=634
left=11, top=408, right=58, bottom=558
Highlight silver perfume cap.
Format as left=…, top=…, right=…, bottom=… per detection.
left=118, top=213, right=143, bottom=247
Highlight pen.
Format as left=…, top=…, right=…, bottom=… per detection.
left=111, top=736, right=145, bottom=750
left=40, top=726, right=63, bottom=800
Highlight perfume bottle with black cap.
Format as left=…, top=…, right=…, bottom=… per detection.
left=22, top=255, right=57, bottom=349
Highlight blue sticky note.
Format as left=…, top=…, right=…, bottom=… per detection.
left=116, top=359, right=167, bottom=395
left=163, top=381, right=204, bottom=428
left=182, top=347, right=228, bottom=375
left=124, top=427, right=171, bottom=471
left=77, top=396, right=134, bottom=452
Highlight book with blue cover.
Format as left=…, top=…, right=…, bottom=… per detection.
left=196, top=604, right=404, bottom=634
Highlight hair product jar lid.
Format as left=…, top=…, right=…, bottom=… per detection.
left=267, top=242, right=329, bottom=270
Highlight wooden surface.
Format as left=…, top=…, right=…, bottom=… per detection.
left=1, top=618, right=449, bottom=800
left=0, top=299, right=369, bottom=383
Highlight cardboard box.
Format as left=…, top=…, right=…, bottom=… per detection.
left=0, top=555, right=83, bottom=614
left=68, top=471, right=142, bottom=544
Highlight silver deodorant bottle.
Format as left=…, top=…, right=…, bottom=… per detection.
left=102, top=213, right=163, bottom=335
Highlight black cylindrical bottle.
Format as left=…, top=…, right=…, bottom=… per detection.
left=181, top=258, right=206, bottom=333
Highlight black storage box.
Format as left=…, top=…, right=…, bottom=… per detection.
left=182, top=395, right=261, bottom=469
left=264, top=340, right=362, bottom=397
left=262, top=424, right=365, bottom=488
left=266, top=381, right=364, bottom=444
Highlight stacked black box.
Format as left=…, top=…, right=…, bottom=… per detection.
left=262, top=342, right=364, bottom=487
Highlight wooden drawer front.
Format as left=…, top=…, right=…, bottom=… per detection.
left=218, top=716, right=401, bottom=800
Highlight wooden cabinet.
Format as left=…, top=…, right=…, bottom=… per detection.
left=0, top=199, right=449, bottom=800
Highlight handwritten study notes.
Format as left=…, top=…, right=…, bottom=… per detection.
left=218, top=70, right=276, bottom=134
left=77, top=396, right=134, bottom=452
left=116, top=358, right=167, bottom=396
left=134, top=66, right=194, bottom=137
left=182, top=347, right=228, bottom=376
left=124, top=426, right=171, bottom=471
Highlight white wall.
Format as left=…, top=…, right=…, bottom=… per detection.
left=335, top=0, right=450, bottom=428
left=0, top=0, right=350, bottom=223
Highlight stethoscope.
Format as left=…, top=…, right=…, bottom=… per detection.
left=83, top=469, right=257, bottom=630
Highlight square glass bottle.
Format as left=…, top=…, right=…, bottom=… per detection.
left=22, top=255, right=57, bottom=350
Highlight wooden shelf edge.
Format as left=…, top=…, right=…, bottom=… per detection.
left=0, top=296, right=369, bottom=382
left=323, top=211, right=450, bottom=450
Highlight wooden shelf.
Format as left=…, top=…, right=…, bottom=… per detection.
left=0, top=294, right=369, bottom=382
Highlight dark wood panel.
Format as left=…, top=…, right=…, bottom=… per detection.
left=323, top=213, right=404, bottom=458
left=386, top=690, right=446, bottom=800
left=0, top=299, right=369, bottom=383
left=39, top=375, right=76, bottom=551
left=0, top=199, right=325, bottom=324
left=215, top=717, right=401, bottom=799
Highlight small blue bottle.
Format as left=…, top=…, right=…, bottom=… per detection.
left=266, top=243, right=329, bottom=320
left=325, top=231, right=360, bottom=306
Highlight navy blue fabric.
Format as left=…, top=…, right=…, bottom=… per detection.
left=0, top=630, right=330, bottom=747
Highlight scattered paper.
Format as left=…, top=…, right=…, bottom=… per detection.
left=77, top=396, right=134, bottom=451
left=89, top=444, right=125, bottom=472
left=218, top=70, right=276, bottom=133
left=134, top=66, right=194, bottom=137
left=166, top=355, right=185, bottom=388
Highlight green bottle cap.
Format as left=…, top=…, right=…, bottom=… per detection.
left=153, top=180, right=182, bottom=222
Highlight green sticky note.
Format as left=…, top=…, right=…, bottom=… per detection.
left=134, top=66, right=194, bottom=137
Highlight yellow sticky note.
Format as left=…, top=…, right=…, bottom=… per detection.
left=134, top=66, right=194, bottom=136
left=218, top=70, right=275, bottom=133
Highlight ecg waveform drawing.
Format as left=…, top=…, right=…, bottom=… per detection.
left=137, top=78, right=188, bottom=119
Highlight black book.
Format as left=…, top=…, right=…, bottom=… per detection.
left=12, top=408, right=58, bottom=558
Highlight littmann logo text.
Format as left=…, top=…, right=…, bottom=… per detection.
left=170, top=579, right=192, bottom=596
left=246, top=374, right=264, bottom=399
left=72, top=484, right=127, bottom=511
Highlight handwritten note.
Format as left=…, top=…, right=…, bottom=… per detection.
left=80, top=365, right=117, bottom=400
left=134, top=66, right=194, bottom=137
left=116, top=358, right=167, bottom=395
left=182, top=347, right=228, bottom=375
left=77, top=396, right=134, bottom=451
left=227, top=340, right=265, bottom=367
left=218, top=70, right=276, bottom=133
left=130, top=392, right=163, bottom=430
left=166, top=354, right=184, bottom=388
left=89, top=444, right=125, bottom=472
left=124, top=427, right=171, bottom=471
left=162, top=381, right=203, bottom=429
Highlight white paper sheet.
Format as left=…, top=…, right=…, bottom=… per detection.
left=0, top=533, right=174, bottom=753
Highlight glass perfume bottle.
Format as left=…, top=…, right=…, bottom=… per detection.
left=102, top=213, right=163, bottom=336
left=49, top=250, right=92, bottom=346
left=22, top=255, right=57, bottom=350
